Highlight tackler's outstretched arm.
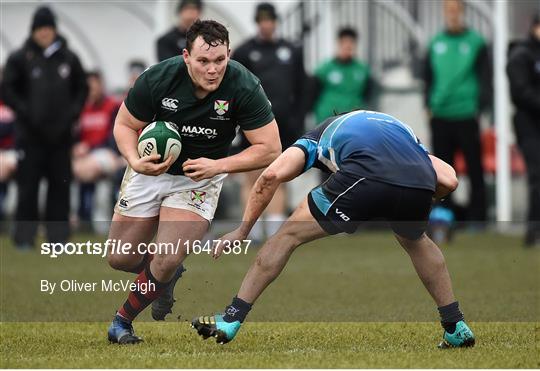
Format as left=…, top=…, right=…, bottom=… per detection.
left=213, top=147, right=306, bottom=258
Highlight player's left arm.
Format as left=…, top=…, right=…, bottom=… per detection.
left=222, top=119, right=282, bottom=171
left=182, top=120, right=281, bottom=182
left=429, top=154, right=459, bottom=200
left=413, top=132, right=458, bottom=200
left=213, top=146, right=305, bottom=258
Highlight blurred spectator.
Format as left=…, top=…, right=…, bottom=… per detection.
left=112, top=60, right=147, bottom=102
left=0, top=69, right=17, bottom=228
left=3, top=6, right=88, bottom=249
left=156, top=0, right=203, bottom=62
left=312, top=27, right=373, bottom=125
left=232, top=2, right=306, bottom=238
left=72, top=71, right=124, bottom=227
left=507, top=12, right=540, bottom=247
left=423, top=0, right=491, bottom=224
left=109, top=60, right=147, bottom=208
left=126, top=60, right=147, bottom=94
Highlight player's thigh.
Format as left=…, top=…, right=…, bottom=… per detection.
left=275, top=197, right=328, bottom=247
left=306, top=172, right=388, bottom=235
left=390, top=187, right=434, bottom=241
left=108, top=212, right=159, bottom=264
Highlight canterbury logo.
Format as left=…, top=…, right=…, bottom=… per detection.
left=161, top=98, right=179, bottom=111
left=143, top=142, right=154, bottom=156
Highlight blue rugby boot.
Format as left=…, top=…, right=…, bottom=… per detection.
left=191, top=314, right=241, bottom=344
left=438, top=321, right=475, bottom=348
left=152, top=264, right=186, bottom=321
left=107, top=314, right=143, bottom=344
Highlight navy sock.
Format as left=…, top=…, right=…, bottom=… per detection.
left=223, top=296, right=252, bottom=323
left=438, top=301, right=464, bottom=334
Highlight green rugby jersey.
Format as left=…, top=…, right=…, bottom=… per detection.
left=313, top=58, right=370, bottom=124
left=124, top=57, right=274, bottom=175
left=427, top=29, right=487, bottom=119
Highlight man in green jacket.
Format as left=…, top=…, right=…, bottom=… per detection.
left=423, top=0, right=491, bottom=224
left=313, top=27, right=373, bottom=125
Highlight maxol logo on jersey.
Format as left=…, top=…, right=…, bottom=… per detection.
left=181, top=125, right=218, bottom=139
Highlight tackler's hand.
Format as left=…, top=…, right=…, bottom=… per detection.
left=212, top=229, right=247, bottom=259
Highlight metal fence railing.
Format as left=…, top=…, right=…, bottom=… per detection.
left=280, top=0, right=495, bottom=87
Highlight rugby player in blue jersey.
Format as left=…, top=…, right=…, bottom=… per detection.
left=192, top=110, right=475, bottom=349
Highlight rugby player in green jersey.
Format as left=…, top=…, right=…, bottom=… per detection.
left=107, top=20, right=281, bottom=344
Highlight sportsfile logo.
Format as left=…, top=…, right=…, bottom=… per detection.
left=161, top=97, right=179, bottom=112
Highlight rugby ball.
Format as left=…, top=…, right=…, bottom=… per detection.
left=138, top=121, right=182, bottom=163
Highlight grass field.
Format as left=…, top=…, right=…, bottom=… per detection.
left=1, top=322, right=538, bottom=368
left=1, top=231, right=539, bottom=368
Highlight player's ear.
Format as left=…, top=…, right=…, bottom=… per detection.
left=182, top=48, right=190, bottom=64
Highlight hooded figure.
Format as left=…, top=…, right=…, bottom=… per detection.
left=2, top=5, right=88, bottom=249
left=507, top=12, right=540, bottom=246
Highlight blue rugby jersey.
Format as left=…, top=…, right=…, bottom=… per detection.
left=292, top=110, right=437, bottom=192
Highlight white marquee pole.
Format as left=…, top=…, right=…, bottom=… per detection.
left=153, top=0, right=170, bottom=63
left=494, top=0, right=512, bottom=224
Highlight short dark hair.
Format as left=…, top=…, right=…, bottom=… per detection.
left=532, top=11, right=540, bottom=27
left=177, top=0, right=203, bottom=13
left=338, top=27, right=358, bottom=40
left=186, top=19, right=229, bottom=52
left=128, top=60, right=147, bottom=74
left=255, top=2, right=278, bottom=22
left=86, top=70, right=102, bottom=80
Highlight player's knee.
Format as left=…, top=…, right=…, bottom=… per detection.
left=271, top=229, right=302, bottom=250
left=107, top=254, right=130, bottom=271
left=151, top=254, right=182, bottom=277
left=396, top=232, right=427, bottom=250
left=261, top=169, right=278, bottom=184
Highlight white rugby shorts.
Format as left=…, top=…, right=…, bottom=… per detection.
left=114, top=166, right=226, bottom=221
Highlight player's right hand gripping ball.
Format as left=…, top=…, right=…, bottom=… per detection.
left=138, top=121, right=182, bottom=163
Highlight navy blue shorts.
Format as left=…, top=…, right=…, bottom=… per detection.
left=307, top=172, right=434, bottom=240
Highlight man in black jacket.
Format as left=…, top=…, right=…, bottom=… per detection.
left=3, top=6, right=88, bottom=249
left=507, top=13, right=540, bottom=247
left=155, top=0, right=203, bottom=62
left=232, top=2, right=307, bottom=238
